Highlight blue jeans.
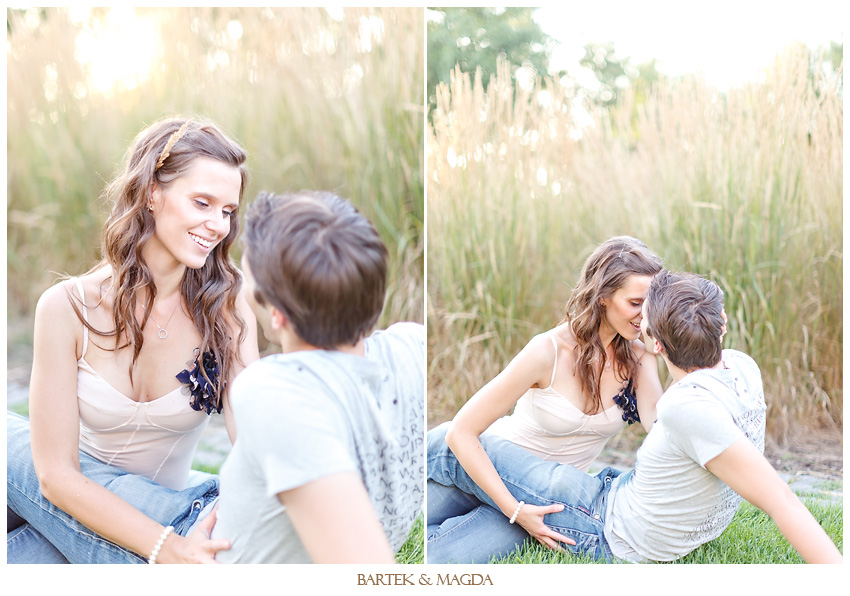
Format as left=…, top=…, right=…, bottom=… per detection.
left=426, top=423, right=620, bottom=563
left=6, top=411, right=220, bottom=564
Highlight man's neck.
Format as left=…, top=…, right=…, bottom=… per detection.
left=664, top=356, right=726, bottom=384
left=276, top=330, right=366, bottom=357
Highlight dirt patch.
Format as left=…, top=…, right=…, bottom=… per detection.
left=763, top=430, right=843, bottom=479
left=599, top=423, right=843, bottom=481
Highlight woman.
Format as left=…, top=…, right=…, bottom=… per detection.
left=7, top=116, right=259, bottom=563
left=427, top=236, right=664, bottom=563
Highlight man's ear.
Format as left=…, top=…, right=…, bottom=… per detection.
left=649, top=337, right=664, bottom=356
left=270, top=306, right=287, bottom=331
left=720, top=308, right=728, bottom=340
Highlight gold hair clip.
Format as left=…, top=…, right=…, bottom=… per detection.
left=155, top=120, right=192, bottom=171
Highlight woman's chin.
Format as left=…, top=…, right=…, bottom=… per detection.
left=182, top=256, right=210, bottom=270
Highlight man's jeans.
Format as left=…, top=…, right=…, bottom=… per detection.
left=7, top=411, right=219, bottom=564
left=426, top=422, right=620, bottom=563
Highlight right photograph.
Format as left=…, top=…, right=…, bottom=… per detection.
left=424, top=6, right=843, bottom=564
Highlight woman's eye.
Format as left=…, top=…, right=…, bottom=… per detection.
left=223, top=210, right=235, bottom=218
left=194, top=200, right=209, bottom=209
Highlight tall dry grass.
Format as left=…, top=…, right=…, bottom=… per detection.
left=427, top=48, right=842, bottom=441
left=7, top=7, right=423, bottom=334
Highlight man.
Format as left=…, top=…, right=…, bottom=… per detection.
left=208, top=190, right=424, bottom=563
left=428, top=270, right=841, bottom=563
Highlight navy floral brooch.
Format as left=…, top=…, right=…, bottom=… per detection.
left=176, top=348, right=223, bottom=415
left=613, top=379, right=640, bottom=424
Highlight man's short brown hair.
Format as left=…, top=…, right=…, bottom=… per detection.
left=644, top=271, right=725, bottom=371
left=242, top=191, right=388, bottom=349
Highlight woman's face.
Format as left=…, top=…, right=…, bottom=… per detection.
left=148, top=157, right=242, bottom=270
left=599, top=274, right=652, bottom=342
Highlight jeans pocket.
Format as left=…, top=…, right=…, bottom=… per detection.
left=170, top=478, right=219, bottom=535
left=591, top=472, right=616, bottom=519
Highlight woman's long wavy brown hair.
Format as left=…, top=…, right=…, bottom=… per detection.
left=561, top=236, right=663, bottom=414
left=71, top=116, right=249, bottom=411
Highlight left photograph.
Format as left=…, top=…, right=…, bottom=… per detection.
left=7, top=7, right=425, bottom=564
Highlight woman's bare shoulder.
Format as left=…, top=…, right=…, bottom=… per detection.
left=35, top=266, right=111, bottom=318
left=550, top=323, right=579, bottom=360
left=630, top=338, right=660, bottom=372
left=524, top=323, right=579, bottom=381
left=630, top=337, right=650, bottom=358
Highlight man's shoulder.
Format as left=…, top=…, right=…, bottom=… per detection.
left=660, top=350, right=763, bottom=422
left=237, top=352, right=299, bottom=378
left=720, top=349, right=760, bottom=377
left=231, top=353, right=323, bottom=400
left=369, top=321, right=424, bottom=344
left=366, top=322, right=425, bottom=361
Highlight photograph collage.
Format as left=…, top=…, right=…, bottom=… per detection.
left=4, top=3, right=845, bottom=592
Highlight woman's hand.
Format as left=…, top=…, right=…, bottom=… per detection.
left=514, top=502, right=575, bottom=552
left=158, top=507, right=230, bottom=564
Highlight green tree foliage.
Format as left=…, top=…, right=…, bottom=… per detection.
left=812, top=41, right=842, bottom=94
left=579, top=41, right=659, bottom=107
left=427, top=7, right=551, bottom=108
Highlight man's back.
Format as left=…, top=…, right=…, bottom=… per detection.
left=213, top=322, right=425, bottom=563
left=604, top=349, right=765, bottom=562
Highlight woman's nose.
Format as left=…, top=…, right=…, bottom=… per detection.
left=206, top=212, right=230, bottom=236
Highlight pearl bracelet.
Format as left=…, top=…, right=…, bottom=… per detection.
left=509, top=501, right=525, bottom=524
left=148, top=525, right=174, bottom=564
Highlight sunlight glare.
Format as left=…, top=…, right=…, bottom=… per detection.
left=358, top=15, right=384, bottom=53
left=74, top=8, right=161, bottom=95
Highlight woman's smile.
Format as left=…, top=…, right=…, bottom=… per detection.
left=188, top=232, right=214, bottom=251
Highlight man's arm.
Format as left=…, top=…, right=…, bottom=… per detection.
left=705, top=437, right=842, bottom=563
left=277, top=471, right=396, bottom=564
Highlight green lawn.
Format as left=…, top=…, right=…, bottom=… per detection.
left=489, top=499, right=842, bottom=564
left=397, top=515, right=425, bottom=564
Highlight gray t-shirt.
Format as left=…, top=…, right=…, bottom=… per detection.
left=604, top=349, right=765, bottom=562
left=212, top=322, right=425, bottom=563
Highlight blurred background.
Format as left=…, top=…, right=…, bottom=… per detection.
left=426, top=5, right=842, bottom=452
left=7, top=7, right=424, bottom=377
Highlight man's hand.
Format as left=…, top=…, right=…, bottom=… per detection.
left=159, top=506, right=231, bottom=564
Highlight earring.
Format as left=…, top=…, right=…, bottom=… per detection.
left=147, top=204, right=154, bottom=213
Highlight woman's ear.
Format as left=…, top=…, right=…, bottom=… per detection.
left=148, top=183, right=162, bottom=213
left=720, top=309, right=728, bottom=340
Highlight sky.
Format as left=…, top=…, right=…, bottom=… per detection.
left=534, top=0, right=845, bottom=90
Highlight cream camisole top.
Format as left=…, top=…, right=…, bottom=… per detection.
left=74, top=279, right=210, bottom=490
left=485, top=331, right=626, bottom=472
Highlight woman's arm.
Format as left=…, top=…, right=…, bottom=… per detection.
left=444, top=333, right=573, bottom=549
left=221, top=283, right=260, bottom=442
left=278, top=472, right=396, bottom=563
left=705, top=437, right=842, bottom=563
left=633, top=343, right=663, bottom=433
left=28, top=283, right=227, bottom=563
